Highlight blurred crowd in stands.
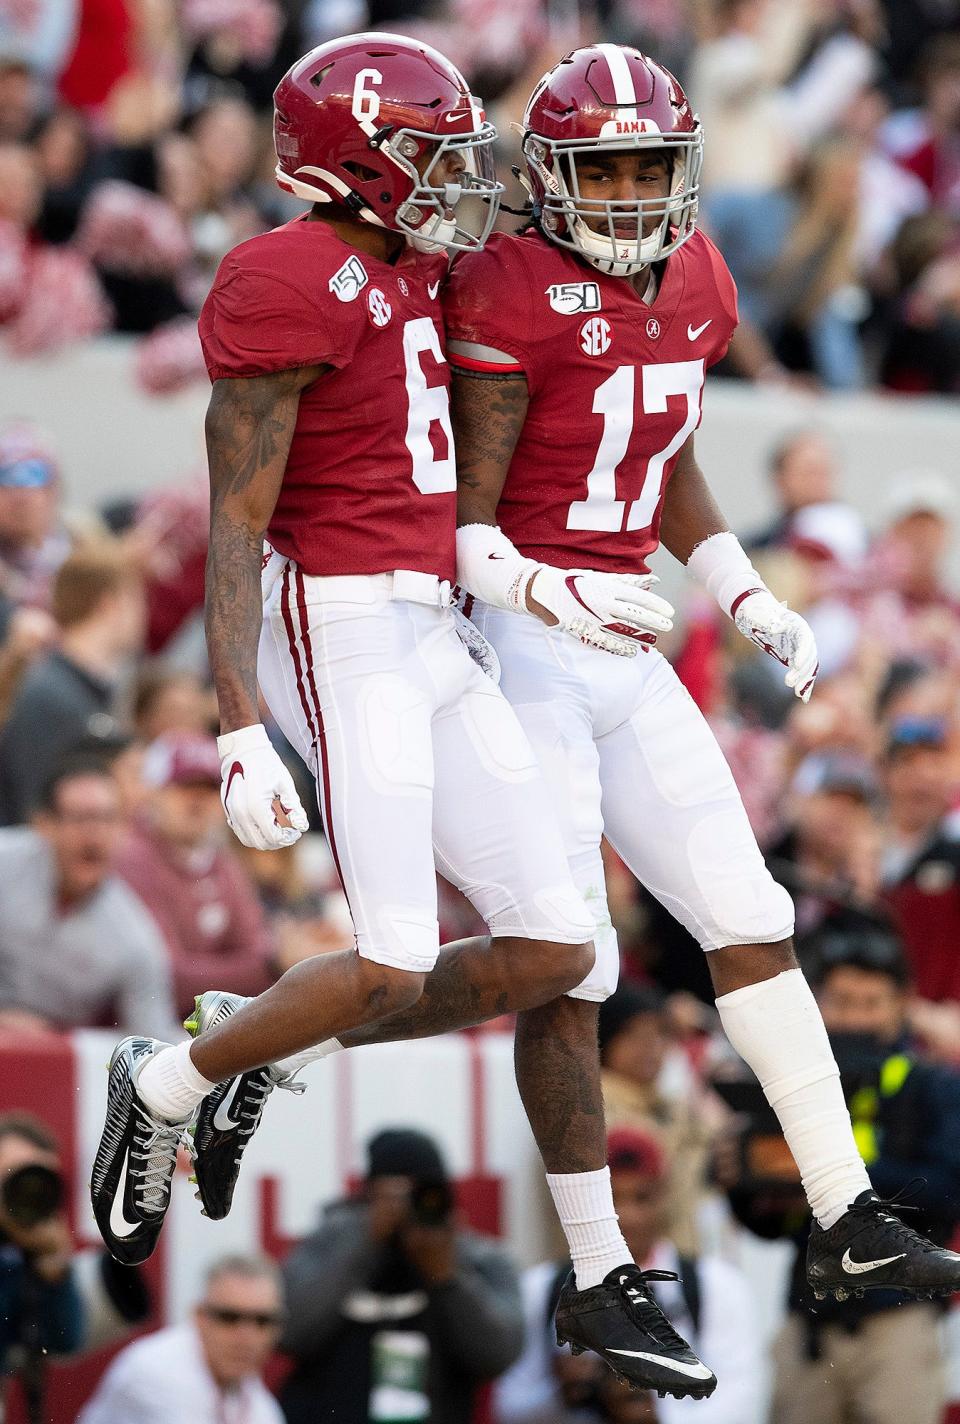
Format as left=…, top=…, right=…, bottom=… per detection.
left=1, top=0, right=960, bottom=390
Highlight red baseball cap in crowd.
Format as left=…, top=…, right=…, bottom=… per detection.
left=142, top=732, right=221, bottom=788
left=606, top=1127, right=668, bottom=1182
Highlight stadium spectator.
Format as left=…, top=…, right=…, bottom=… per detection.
left=0, top=607, right=57, bottom=728
left=34, top=106, right=98, bottom=245
left=0, top=756, right=177, bottom=1038
left=0, top=52, right=39, bottom=143
left=115, top=732, right=274, bottom=1020
left=690, top=0, right=803, bottom=325
left=0, top=1114, right=84, bottom=1381
left=883, top=33, right=960, bottom=214
left=279, top=1127, right=523, bottom=1424
left=0, top=539, right=145, bottom=825
left=0, top=1110, right=150, bottom=1386
left=0, top=141, right=109, bottom=355
left=77, top=1254, right=285, bottom=1424
left=765, top=137, right=868, bottom=388
left=744, top=429, right=840, bottom=552
left=767, top=758, right=882, bottom=936
left=765, top=913, right=960, bottom=1424
left=599, top=984, right=717, bottom=1255
left=875, top=469, right=960, bottom=620
left=0, top=422, right=72, bottom=615
left=131, top=664, right=213, bottom=743
left=876, top=208, right=960, bottom=393
left=880, top=716, right=960, bottom=1007
left=494, top=1125, right=763, bottom=1424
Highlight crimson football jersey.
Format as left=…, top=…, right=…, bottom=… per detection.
left=199, top=217, right=456, bottom=581
left=444, top=228, right=737, bottom=573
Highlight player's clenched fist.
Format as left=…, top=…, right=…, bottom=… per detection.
left=217, top=724, right=310, bottom=849
left=529, top=567, right=675, bottom=657
left=733, top=590, right=819, bottom=702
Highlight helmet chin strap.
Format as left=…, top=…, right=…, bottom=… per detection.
left=571, top=217, right=654, bottom=277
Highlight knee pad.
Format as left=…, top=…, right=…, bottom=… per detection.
left=687, top=811, right=795, bottom=947
left=358, top=904, right=440, bottom=974
left=566, top=920, right=621, bottom=1003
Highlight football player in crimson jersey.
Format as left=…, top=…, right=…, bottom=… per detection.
left=89, top=35, right=720, bottom=1399
left=445, top=41, right=960, bottom=1345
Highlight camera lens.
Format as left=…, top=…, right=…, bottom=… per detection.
left=1, top=1164, right=64, bottom=1228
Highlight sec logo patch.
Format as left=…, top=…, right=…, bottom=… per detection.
left=579, top=316, right=612, bottom=357
left=367, top=288, right=393, bottom=328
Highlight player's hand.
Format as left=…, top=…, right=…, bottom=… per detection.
left=733, top=591, right=819, bottom=702
left=528, top=567, right=674, bottom=657
left=217, top=724, right=309, bottom=850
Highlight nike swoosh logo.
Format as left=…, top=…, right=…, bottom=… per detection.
left=488, top=553, right=504, bottom=560
left=427, top=280, right=440, bottom=300
left=224, top=761, right=244, bottom=800
left=565, top=574, right=602, bottom=621
left=108, top=1151, right=142, bottom=1239
left=213, top=1077, right=244, bottom=1133
left=687, top=319, right=712, bottom=340
left=608, top=1349, right=714, bottom=1380
left=841, top=1249, right=907, bottom=1275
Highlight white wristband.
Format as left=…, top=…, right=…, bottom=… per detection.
left=456, top=523, right=539, bottom=613
left=686, top=531, right=768, bottom=619
left=217, top=724, right=270, bottom=759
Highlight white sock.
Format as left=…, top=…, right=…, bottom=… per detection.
left=716, top=968, right=870, bottom=1229
left=137, top=1041, right=216, bottom=1124
left=546, top=1167, right=634, bottom=1289
left=272, top=1039, right=343, bottom=1078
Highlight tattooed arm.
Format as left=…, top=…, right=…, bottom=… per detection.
left=451, top=368, right=529, bottom=528
left=204, top=366, right=324, bottom=732
left=450, top=368, right=564, bottom=621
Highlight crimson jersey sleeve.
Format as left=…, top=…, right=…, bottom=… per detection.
left=200, top=246, right=355, bottom=381
left=444, top=234, right=540, bottom=375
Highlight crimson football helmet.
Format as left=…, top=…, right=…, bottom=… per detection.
left=522, top=44, right=702, bottom=277
left=274, top=33, right=502, bottom=254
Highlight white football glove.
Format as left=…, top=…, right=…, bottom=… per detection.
left=734, top=591, right=819, bottom=702
left=530, top=567, right=675, bottom=657
left=217, top=724, right=310, bottom=850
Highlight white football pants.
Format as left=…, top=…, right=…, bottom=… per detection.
left=256, top=552, right=594, bottom=974
left=472, top=604, right=795, bottom=1001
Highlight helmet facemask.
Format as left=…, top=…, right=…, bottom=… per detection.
left=387, top=122, right=503, bottom=254
left=523, top=130, right=703, bottom=276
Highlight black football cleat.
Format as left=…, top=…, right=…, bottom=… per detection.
left=555, top=1264, right=717, bottom=1400
left=184, top=992, right=305, bottom=1221
left=808, top=1189, right=960, bottom=1301
left=90, top=1037, right=190, bottom=1265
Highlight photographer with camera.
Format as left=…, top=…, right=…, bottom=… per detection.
left=0, top=1115, right=83, bottom=1420
left=278, top=1127, right=524, bottom=1424
left=715, top=909, right=960, bottom=1424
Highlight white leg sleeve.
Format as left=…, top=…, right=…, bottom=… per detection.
left=716, top=969, right=871, bottom=1228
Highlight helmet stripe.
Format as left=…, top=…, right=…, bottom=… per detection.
left=595, top=43, right=637, bottom=108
